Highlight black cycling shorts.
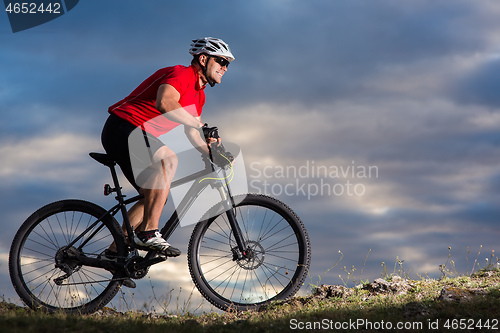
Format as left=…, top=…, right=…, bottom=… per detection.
left=101, top=114, right=165, bottom=191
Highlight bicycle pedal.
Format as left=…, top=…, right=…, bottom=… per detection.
left=155, top=253, right=167, bottom=260
left=122, top=278, right=136, bottom=289
left=163, top=247, right=181, bottom=257
left=132, top=244, right=180, bottom=257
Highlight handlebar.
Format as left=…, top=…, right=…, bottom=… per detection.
left=202, top=123, right=219, bottom=140
left=210, top=142, right=234, bottom=168
left=201, top=124, right=234, bottom=169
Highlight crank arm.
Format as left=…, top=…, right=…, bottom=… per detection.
left=134, top=254, right=166, bottom=270
left=67, top=252, right=122, bottom=271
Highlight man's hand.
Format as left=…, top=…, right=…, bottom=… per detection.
left=201, top=124, right=234, bottom=168
left=202, top=124, right=222, bottom=146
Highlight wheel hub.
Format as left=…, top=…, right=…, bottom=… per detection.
left=235, top=241, right=265, bottom=270
left=54, top=246, right=82, bottom=284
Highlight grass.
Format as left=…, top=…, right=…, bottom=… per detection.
left=1, top=250, right=500, bottom=333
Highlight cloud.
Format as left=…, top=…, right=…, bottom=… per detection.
left=0, top=133, right=100, bottom=181
left=0, top=132, right=113, bottom=252
left=2, top=0, right=500, bottom=310
left=207, top=0, right=500, bottom=109
left=451, top=58, right=500, bottom=108
left=221, top=92, right=500, bottom=282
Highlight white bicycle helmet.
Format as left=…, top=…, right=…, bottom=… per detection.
left=189, top=37, right=235, bottom=62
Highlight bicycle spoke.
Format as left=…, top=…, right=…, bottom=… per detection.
left=198, top=253, right=233, bottom=266
left=12, top=203, right=122, bottom=312
left=204, top=258, right=237, bottom=278
left=200, top=235, right=230, bottom=247
left=22, top=260, right=54, bottom=276
left=195, top=200, right=304, bottom=306
left=31, top=228, right=58, bottom=251
left=25, top=238, right=58, bottom=253
left=215, top=263, right=241, bottom=292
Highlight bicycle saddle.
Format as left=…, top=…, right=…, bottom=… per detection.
left=89, top=152, right=116, bottom=167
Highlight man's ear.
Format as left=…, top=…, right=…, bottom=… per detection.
left=199, top=54, right=208, bottom=67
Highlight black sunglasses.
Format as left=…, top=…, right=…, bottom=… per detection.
left=212, top=56, right=230, bottom=68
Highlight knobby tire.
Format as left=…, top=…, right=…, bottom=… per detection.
left=9, top=200, right=127, bottom=314
left=188, top=194, right=311, bottom=311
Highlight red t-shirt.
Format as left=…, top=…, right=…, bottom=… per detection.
left=109, top=65, right=205, bottom=137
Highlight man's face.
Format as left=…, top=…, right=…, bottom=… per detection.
left=203, top=55, right=228, bottom=85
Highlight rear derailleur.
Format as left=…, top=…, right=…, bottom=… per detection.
left=54, top=246, right=82, bottom=285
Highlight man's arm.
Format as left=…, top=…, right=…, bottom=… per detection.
left=156, top=84, right=203, bottom=129
left=185, top=117, right=211, bottom=155
left=156, top=84, right=211, bottom=154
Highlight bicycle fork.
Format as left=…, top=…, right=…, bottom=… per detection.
left=216, top=184, right=248, bottom=259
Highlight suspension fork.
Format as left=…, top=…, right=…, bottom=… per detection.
left=217, top=184, right=247, bottom=256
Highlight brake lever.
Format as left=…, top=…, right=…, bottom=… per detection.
left=202, top=123, right=219, bottom=140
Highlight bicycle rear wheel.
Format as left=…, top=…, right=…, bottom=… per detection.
left=188, top=194, right=311, bottom=311
left=9, top=199, right=127, bottom=314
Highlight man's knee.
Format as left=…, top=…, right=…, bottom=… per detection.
left=155, top=146, right=178, bottom=172
left=163, top=154, right=178, bottom=172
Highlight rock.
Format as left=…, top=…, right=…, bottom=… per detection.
left=366, top=276, right=413, bottom=295
left=368, top=278, right=392, bottom=293
left=403, top=301, right=431, bottom=318
left=314, top=284, right=353, bottom=299
left=91, top=307, right=125, bottom=318
left=438, top=286, right=487, bottom=303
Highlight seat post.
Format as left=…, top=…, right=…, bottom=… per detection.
left=108, top=164, right=122, bottom=199
left=108, top=164, right=135, bottom=243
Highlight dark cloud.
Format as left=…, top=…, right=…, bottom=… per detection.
left=450, top=58, right=500, bottom=108
left=209, top=0, right=492, bottom=108
left=4, top=0, right=496, bottom=124
left=1, top=0, right=500, bottom=309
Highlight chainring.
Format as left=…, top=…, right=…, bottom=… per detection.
left=124, top=255, right=150, bottom=280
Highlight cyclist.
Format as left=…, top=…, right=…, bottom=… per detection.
left=101, top=37, right=234, bottom=258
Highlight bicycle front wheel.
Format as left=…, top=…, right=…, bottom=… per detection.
left=188, top=194, right=311, bottom=311
left=9, top=200, right=127, bottom=314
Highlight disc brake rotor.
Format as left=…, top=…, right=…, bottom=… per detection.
left=235, top=241, right=265, bottom=270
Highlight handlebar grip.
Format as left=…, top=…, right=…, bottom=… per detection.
left=202, top=124, right=219, bottom=140
left=210, top=142, right=234, bottom=168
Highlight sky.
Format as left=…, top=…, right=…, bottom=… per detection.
left=1, top=0, right=500, bottom=313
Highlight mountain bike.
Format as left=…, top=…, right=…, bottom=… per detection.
left=9, top=135, right=311, bottom=314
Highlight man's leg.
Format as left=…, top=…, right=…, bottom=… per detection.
left=139, top=145, right=177, bottom=231
left=106, top=199, right=144, bottom=253
left=107, top=146, right=177, bottom=252
left=133, top=146, right=181, bottom=256
left=127, top=198, right=145, bottom=231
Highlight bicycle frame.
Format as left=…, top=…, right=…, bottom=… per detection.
left=68, top=153, right=246, bottom=273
